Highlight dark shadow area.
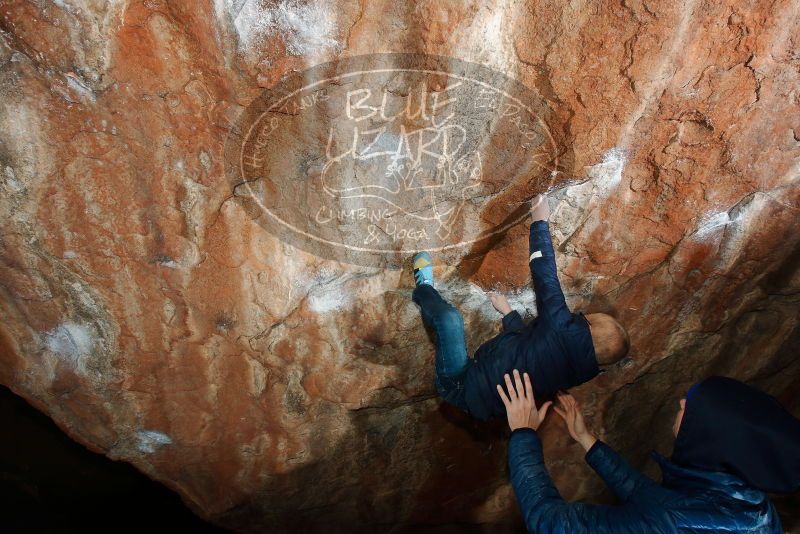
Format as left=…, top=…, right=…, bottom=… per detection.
left=215, top=395, right=521, bottom=534
left=0, top=384, right=228, bottom=534
left=214, top=288, right=522, bottom=533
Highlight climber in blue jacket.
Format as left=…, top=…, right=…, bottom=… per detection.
left=497, top=371, right=800, bottom=533
left=411, top=193, right=630, bottom=421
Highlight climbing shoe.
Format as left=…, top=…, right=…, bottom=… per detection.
left=412, top=251, right=434, bottom=287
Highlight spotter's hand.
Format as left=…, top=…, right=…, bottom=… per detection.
left=497, top=370, right=552, bottom=431
left=554, top=392, right=598, bottom=451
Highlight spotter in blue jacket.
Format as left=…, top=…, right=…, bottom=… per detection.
left=507, top=377, right=799, bottom=533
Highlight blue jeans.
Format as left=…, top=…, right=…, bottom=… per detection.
left=412, top=284, right=470, bottom=412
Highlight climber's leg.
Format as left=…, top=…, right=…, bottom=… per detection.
left=412, top=283, right=470, bottom=411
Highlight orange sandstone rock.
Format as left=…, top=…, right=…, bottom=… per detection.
left=0, top=0, right=798, bottom=531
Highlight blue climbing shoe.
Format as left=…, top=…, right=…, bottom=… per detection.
left=412, top=251, right=434, bottom=287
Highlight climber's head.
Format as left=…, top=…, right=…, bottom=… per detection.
left=671, top=376, right=800, bottom=493
left=585, top=313, right=629, bottom=365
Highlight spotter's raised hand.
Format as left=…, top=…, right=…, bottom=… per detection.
left=497, top=370, right=552, bottom=431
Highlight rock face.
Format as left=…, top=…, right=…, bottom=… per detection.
left=0, top=1, right=798, bottom=532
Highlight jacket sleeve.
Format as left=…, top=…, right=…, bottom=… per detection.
left=502, top=310, right=526, bottom=332
left=529, top=221, right=571, bottom=327
left=508, top=428, right=671, bottom=534
left=584, top=440, right=659, bottom=503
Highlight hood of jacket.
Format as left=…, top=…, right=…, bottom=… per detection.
left=671, top=376, right=800, bottom=494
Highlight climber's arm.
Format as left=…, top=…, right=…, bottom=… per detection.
left=529, top=219, right=571, bottom=327
left=502, top=310, right=526, bottom=332
left=490, top=293, right=526, bottom=332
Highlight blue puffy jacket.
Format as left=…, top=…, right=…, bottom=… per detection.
left=509, top=428, right=782, bottom=533
left=462, top=221, right=600, bottom=421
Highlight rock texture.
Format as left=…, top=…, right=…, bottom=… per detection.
left=1, top=0, right=799, bottom=532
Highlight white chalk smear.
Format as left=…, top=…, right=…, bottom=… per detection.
left=455, top=0, right=517, bottom=71
left=65, top=74, right=96, bottom=103
left=51, top=0, right=74, bottom=13
left=308, top=286, right=351, bottom=313
left=221, top=0, right=340, bottom=56
left=157, top=258, right=179, bottom=269
left=586, top=148, right=626, bottom=198
left=294, top=265, right=353, bottom=314
left=694, top=211, right=731, bottom=237
left=549, top=148, right=627, bottom=240
left=44, top=322, right=94, bottom=374
left=199, top=150, right=212, bottom=171
left=3, top=166, right=24, bottom=192
left=136, top=430, right=173, bottom=453
left=459, top=281, right=533, bottom=321
left=693, top=205, right=747, bottom=240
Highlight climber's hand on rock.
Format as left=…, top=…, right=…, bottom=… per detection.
left=554, top=392, right=597, bottom=451
left=489, top=292, right=512, bottom=315
left=530, top=193, right=550, bottom=222
left=497, top=370, right=552, bottom=431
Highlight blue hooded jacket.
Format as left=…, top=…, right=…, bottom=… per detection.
left=462, top=220, right=600, bottom=421
left=508, top=428, right=782, bottom=533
